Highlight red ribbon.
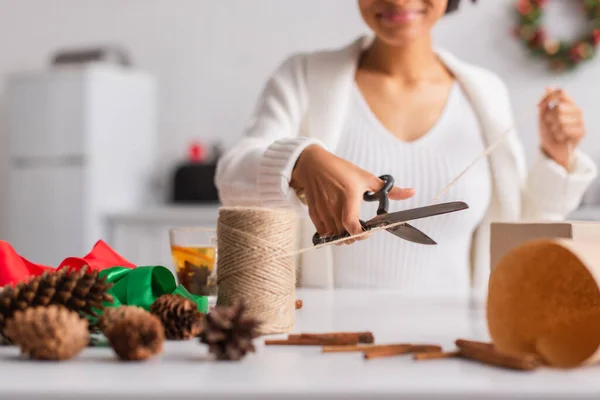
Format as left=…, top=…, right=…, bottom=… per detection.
left=0, top=240, right=136, bottom=287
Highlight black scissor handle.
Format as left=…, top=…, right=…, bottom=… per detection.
left=363, top=175, right=394, bottom=215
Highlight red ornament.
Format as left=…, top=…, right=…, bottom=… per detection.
left=517, top=0, right=533, bottom=15
left=569, top=42, right=590, bottom=62
left=531, top=29, right=546, bottom=46
left=569, top=48, right=582, bottom=62
left=188, top=142, right=206, bottom=163
left=593, top=29, right=600, bottom=45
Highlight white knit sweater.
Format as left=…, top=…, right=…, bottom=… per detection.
left=215, top=36, right=598, bottom=298
left=331, top=82, right=490, bottom=295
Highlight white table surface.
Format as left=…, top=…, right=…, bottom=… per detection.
left=1, top=289, right=600, bottom=400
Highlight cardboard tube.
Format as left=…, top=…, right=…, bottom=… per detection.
left=487, top=238, right=600, bottom=368
left=535, top=312, right=600, bottom=368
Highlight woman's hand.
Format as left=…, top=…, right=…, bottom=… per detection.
left=290, top=145, right=415, bottom=243
left=538, top=88, right=586, bottom=169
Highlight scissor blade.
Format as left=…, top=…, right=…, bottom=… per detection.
left=367, top=201, right=469, bottom=227
left=386, top=223, right=437, bottom=245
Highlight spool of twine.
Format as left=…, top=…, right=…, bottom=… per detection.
left=216, top=207, right=297, bottom=335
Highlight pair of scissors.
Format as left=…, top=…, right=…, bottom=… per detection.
left=312, top=175, right=469, bottom=246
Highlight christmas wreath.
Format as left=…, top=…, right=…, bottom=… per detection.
left=515, top=0, right=600, bottom=71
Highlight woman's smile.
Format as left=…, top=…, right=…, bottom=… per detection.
left=377, top=8, right=424, bottom=24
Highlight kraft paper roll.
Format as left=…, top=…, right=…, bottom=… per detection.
left=487, top=238, right=600, bottom=368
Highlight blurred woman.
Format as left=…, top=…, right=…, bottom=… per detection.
left=215, top=0, right=597, bottom=297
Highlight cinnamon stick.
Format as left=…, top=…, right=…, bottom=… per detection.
left=265, top=337, right=358, bottom=346
left=323, top=343, right=410, bottom=353
left=410, top=344, right=443, bottom=353
left=289, top=331, right=374, bottom=344
left=413, top=351, right=460, bottom=361
left=322, top=344, right=369, bottom=353
left=455, top=339, right=495, bottom=351
left=295, top=299, right=303, bottom=309
left=363, top=345, right=413, bottom=360
left=458, top=345, right=542, bottom=371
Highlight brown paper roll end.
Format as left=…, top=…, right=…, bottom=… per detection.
left=535, top=314, right=600, bottom=368
left=487, top=238, right=600, bottom=368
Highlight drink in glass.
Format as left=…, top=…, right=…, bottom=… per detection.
left=169, top=228, right=217, bottom=296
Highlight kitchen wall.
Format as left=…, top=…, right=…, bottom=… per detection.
left=1, top=0, right=599, bottom=229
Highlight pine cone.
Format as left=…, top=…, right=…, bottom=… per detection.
left=98, top=306, right=148, bottom=335
left=4, top=305, right=89, bottom=360
left=105, top=310, right=164, bottom=361
left=0, top=266, right=113, bottom=338
left=199, top=299, right=259, bottom=361
left=150, top=294, right=204, bottom=340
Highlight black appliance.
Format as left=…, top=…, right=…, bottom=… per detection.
left=171, top=143, right=220, bottom=204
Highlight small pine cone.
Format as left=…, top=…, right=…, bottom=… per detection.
left=0, top=266, right=114, bottom=337
left=98, top=306, right=148, bottom=335
left=105, top=310, right=164, bottom=361
left=4, top=305, right=89, bottom=360
left=150, top=294, right=204, bottom=340
left=199, top=299, right=259, bottom=361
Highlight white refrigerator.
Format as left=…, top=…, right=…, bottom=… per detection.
left=4, top=64, right=157, bottom=266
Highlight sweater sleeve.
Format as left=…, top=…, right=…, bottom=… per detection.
left=214, top=54, right=325, bottom=209
left=524, top=148, right=597, bottom=219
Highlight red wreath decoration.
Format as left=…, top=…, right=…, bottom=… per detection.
left=515, top=0, right=600, bottom=71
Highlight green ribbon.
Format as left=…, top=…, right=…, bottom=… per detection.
left=98, top=266, right=208, bottom=314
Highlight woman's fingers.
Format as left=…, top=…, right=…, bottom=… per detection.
left=341, top=201, right=365, bottom=245
left=388, top=186, right=416, bottom=200
left=341, top=201, right=363, bottom=235
left=308, top=208, right=327, bottom=237
left=322, top=214, right=338, bottom=239
left=542, top=100, right=585, bottom=142
left=323, top=194, right=345, bottom=237
left=554, top=113, right=582, bottom=126
left=557, top=88, right=577, bottom=105
left=308, top=191, right=358, bottom=245
left=538, top=87, right=557, bottom=110
left=367, top=175, right=415, bottom=201
left=328, top=203, right=347, bottom=236
left=306, top=192, right=329, bottom=236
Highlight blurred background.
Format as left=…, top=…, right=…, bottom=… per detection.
left=0, top=0, right=598, bottom=270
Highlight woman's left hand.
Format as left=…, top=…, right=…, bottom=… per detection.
left=538, top=87, right=586, bottom=169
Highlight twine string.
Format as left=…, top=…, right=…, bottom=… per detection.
left=216, top=207, right=297, bottom=335
left=432, top=105, right=533, bottom=202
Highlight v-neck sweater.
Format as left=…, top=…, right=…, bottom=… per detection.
left=330, top=82, right=490, bottom=294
